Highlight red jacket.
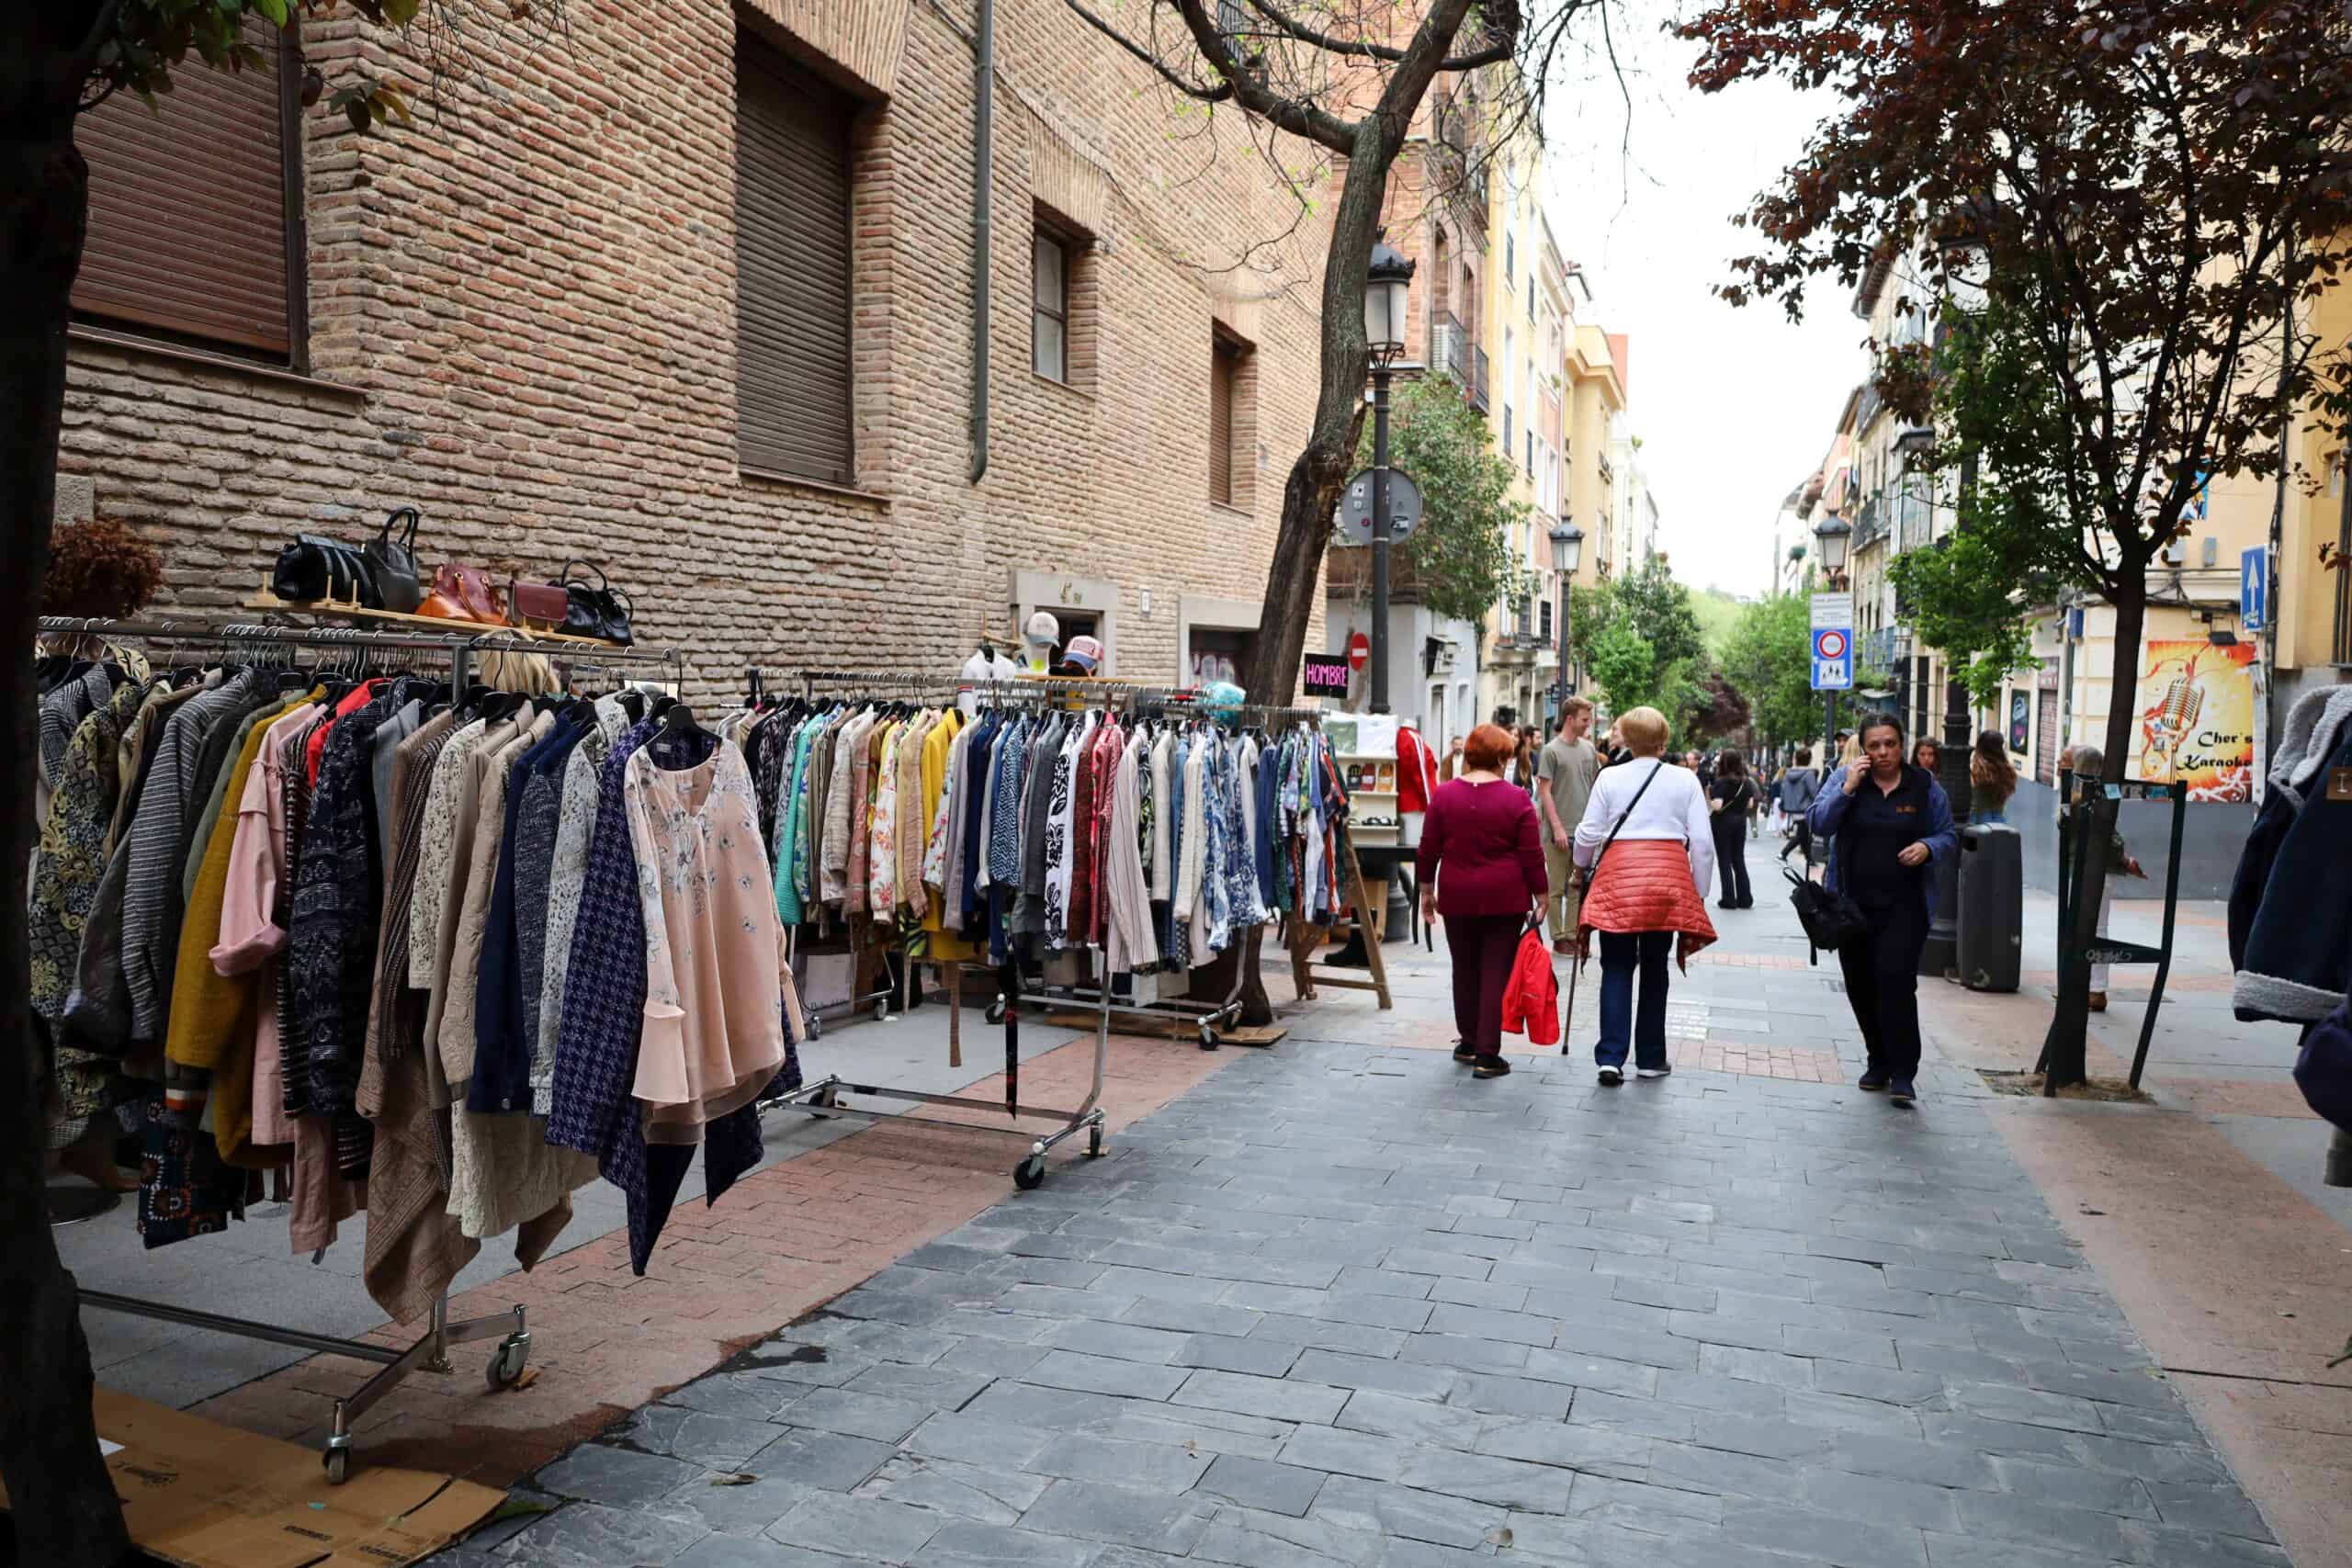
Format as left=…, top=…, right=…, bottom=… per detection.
left=1398, top=726, right=1441, bottom=816
left=1577, top=839, right=1717, bottom=964
left=1501, top=929, right=1561, bottom=1045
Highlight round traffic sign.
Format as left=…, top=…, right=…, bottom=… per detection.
left=1347, top=631, right=1371, bottom=672
left=1815, top=629, right=1848, bottom=660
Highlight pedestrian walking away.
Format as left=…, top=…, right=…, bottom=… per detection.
left=1707, top=752, right=1759, bottom=908
left=1970, top=729, right=2018, bottom=825
left=1536, top=696, right=1601, bottom=955
left=1809, top=713, right=1957, bottom=1106
left=1777, top=746, right=1822, bottom=872
left=1417, top=723, right=1548, bottom=1079
left=1571, top=707, right=1717, bottom=1086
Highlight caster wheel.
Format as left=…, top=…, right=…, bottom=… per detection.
left=1086, top=1128, right=1104, bottom=1159
left=986, top=998, right=1008, bottom=1026
left=1199, top=1021, right=1221, bottom=1050
left=805, top=1010, right=823, bottom=1042
left=322, top=1448, right=351, bottom=1485
left=1012, top=1156, right=1046, bottom=1190
left=485, top=1337, right=529, bottom=1392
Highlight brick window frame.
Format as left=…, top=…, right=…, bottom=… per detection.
left=1033, top=205, right=1098, bottom=392
left=1209, top=323, right=1257, bottom=512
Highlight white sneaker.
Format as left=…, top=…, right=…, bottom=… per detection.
left=1636, top=1066, right=1672, bottom=1079
left=1598, top=1066, right=1623, bottom=1086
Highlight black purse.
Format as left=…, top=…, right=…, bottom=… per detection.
left=270, top=534, right=382, bottom=609
left=364, top=507, right=423, bottom=614
left=558, top=560, right=633, bottom=645
left=1785, top=866, right=1871, bottom=959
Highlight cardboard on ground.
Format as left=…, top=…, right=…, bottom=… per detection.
left=0, top=1388, right=503, bottom=1568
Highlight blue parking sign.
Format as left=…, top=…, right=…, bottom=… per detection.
left=1811, top=627, right=1853, bottom=691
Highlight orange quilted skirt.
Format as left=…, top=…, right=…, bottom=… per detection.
left=1574, top=839, right=1717, bottom=962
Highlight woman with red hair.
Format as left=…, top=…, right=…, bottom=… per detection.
left=1416, top=723, right=1547, bottom=1079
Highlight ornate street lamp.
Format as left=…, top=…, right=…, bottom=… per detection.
left=1364, top=239, right=1416, bottom=713
left=1548, top=521, right=1583, bottom=701
left=1814, top=514, right=1851, bottom=585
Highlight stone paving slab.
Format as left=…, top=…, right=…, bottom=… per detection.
left=452, top=968, right=2287, bottom=1568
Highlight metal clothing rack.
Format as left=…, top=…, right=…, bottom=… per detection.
left=32, top=613, right=688, bottom=1481
left=752, top=669, right=1109, bottom=1187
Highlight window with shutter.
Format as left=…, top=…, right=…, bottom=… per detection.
left=73, top=20, right=300, bottom=359
left=1209, top=337, right=1236, bottom=505
left=735, top=35, right=854, bottom=485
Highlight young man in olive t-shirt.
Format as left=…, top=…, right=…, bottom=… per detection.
left=1537, top=697, right=1601, bottom=953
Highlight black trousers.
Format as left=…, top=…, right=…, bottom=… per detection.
left=1445, top=912, right=1522, bottom=1055
left=1713, top=822, right=1752, bottom=905
left=1838, top=897, right=1928, bottom=1079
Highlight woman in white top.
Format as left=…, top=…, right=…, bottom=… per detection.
left=1569, top=707, right=1718, bottom=1085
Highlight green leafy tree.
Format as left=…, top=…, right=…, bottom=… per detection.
left=1347, top=373, right=1528, bottom=625
left=1587, top=618, right=1657, bottom=720
left=1680, top=0, right=2352, bottom=1088
left=1566, top=560, right=1705, bottom=676
left=1721, top=593, right=1817, bottom=747
left=3, top=5, right=558, bottom=1559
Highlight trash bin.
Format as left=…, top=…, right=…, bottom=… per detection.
left=1957, top=824, right=2023, bottom=993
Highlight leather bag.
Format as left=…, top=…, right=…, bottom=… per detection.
left=271, top=534, right=381, bottom=609
left=364, top=507, right=424, bottom=614
left=1784, top=866, right=1871, bottom=958
left=558, top=560, right=633, bottom=645
left=416, top=563, right=505, bottom=625
left=507, top=578, right=570, bottom=628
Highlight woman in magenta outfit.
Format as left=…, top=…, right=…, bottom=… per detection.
left=1416, top=723, right=1548, bottom=1080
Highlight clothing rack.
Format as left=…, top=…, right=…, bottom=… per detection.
left=32, top=614, right=689, bottom=1483
left=756, top=670, right=1110, bottom=1187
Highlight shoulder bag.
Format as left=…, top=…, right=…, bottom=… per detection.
left=270, top=534, right=381, bottom=609
left=559, top=560, right=634, bottom=645
left=1572, top=760, right=1665, bottom=894
left=364, top=507, right=424, bottom=614
left=1784, top=866, right=1870, bottom=960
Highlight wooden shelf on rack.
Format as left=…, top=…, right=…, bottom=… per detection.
left=244, top=585, right=623, bottom=648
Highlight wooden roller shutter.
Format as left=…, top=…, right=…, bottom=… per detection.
left=1208, top=339, right=1236, bottom=504
left=73, top=22, right=294, bottom=357
left=735, top=39, right=854, bottom=485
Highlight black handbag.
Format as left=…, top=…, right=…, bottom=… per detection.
left=1784, top=866, right=1871, bottom=958
left=364, top=507, right=423, bottom=614
left=558, top=560, right=633, bottom=645
left=270, top=534, right=381, bottom=609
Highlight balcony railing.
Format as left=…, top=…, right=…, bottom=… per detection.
left=1469, top=344, right=1489, bottom=412
left=1430, top=310, right=1467, bottom=382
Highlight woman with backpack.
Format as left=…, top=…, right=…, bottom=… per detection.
left=1708, top=753, right=1760, bottom=908
left=1808, top=713, right=1958, bottom=1106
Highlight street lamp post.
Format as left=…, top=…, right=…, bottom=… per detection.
left=1548, top=521, right=1583, bottom=710
left=1363, top=240, right=1415, bottom=715
left=1815, top=514, right=1851, bottom=761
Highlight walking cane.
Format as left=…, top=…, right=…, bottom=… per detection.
left=1560, top=935, right=1583, bottom=1055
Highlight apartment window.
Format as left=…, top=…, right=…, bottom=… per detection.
left=736, top=36, right=854, bottom=484
left=1540, top=599, right=1554, bottom=641
left=1526, top=429, right=1534, bottom=479
left=1033, top=230, right=1069, bottom=381
left=1504, top=233, right=1515, bottom=285
left=1502, top=403, right=1514, bottom=457
left=1207, top=329, right=1259, bottom=509
left=73, top=17, right=305, bottom=362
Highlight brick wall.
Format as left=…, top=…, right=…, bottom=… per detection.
left=58, top=0, right=1332, bottom=697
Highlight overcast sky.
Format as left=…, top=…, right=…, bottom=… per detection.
left=1538, top=11, right=1862, bottom=599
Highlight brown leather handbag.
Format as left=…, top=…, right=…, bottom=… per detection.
left=417, top=563, right=505, bottom=625
left=507, top=578, right=570, bottom=629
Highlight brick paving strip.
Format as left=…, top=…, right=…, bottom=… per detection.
left=438, top=993, right=2290, bottom=1568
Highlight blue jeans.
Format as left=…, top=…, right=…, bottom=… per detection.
left=1595, top=930, right=1672, bottom=1069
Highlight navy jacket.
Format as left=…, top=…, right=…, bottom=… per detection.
left=1807, top=762, right=1959, bottom=921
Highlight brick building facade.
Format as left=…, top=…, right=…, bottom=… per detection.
left=58, top=0, right=1331, bottom=694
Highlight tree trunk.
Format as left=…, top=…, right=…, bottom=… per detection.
left=0, top=112, right=133, bottom=1562
left=2041, top=565, right=2150, bottom=1090
left=1238, top=126, right=1385, bottom=709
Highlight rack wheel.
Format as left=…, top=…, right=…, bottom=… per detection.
left=1198, top=1020, right=1221, bottom=1050
left=1012, top=1155, right=1046, bottom=1190
left=986, top=998, right=1008, bottom=1026
left=1086, top=1127, right=1104, bottom=1159
left=485, top=1336, right=529, bottom=1392
left=322, top=1448, right=350, bottom=1485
